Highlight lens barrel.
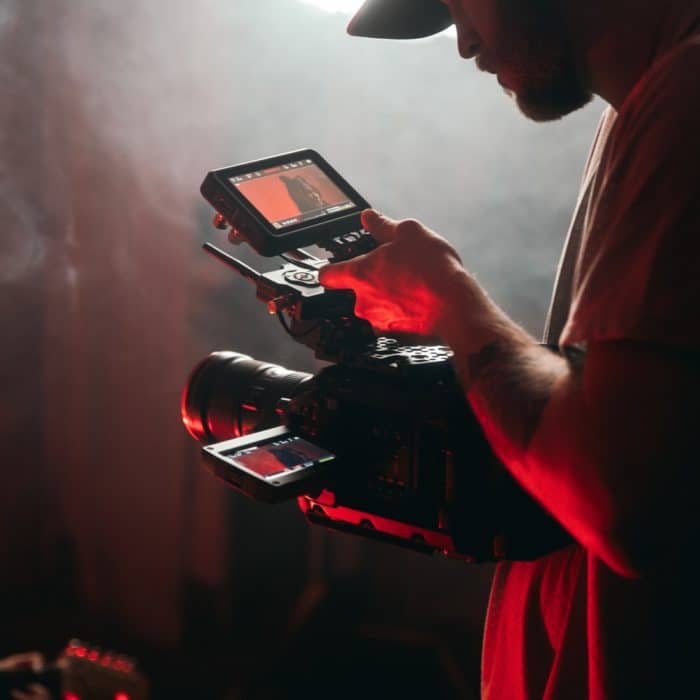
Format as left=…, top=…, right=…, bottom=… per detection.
left=181, top=351, right=313, bottom=443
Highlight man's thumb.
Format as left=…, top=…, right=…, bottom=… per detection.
left=361, top=209, right=397, bottom=243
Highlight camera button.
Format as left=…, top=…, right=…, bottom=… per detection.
left=284, top=269, right=320, bottom=287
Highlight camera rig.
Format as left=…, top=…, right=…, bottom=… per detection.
left=182, top=150, right=570, bottom=563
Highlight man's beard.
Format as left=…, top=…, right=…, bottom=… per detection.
left=498, top=0, right=593, bottom=122
left=513, top=59, right=593, bottom=122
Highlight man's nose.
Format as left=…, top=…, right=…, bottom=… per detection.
left=457, top=26, right=480, bottom=59
left=451, top=8, right=480, bottom=59
left=442, top=1, right=480, bottom=58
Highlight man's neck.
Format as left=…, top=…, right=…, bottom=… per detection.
left=569, top=0, right=700, bottom=110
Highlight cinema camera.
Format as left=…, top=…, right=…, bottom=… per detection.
left=181, top=149, right=570, bottom=563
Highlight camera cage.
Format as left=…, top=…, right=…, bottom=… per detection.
left=187, top=150, right=573, bottom=563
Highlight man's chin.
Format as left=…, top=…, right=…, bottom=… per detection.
left=511, top=85, right=593, bottom=122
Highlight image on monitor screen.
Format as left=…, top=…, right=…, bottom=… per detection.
left=228, top=436, right=335, bottom=479
left=230, top=159, right=357, bottom=230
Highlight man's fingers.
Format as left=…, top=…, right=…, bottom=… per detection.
left=319, top=254, right=370, bottom=289
left=0, top=653, right=45, bottom=672
left=10, top=690, right=33, bottom=700
left=361, top=209, right=399, bottom=244
left=10, top=684, right=52, bottom=700
left=318, top=260, right=355, bottom=289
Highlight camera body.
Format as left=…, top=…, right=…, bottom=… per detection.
left=183, top=149, right=570, bottom=563
left=287, top=340, right=502, bottom=562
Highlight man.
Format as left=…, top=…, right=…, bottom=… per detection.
left=280, top=174, right=329, bottom=214
left=319, top=0, right=700, bottom=697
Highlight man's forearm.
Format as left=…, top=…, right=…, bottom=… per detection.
left=464, top=334, right=572, bottom=456
left=436, top=276, right=647, bottom=576
left=436, top=274, right=571, bottom=464
left=439, top=279, right=699, bottom=578
left=448, top=315, right=623, bottom=569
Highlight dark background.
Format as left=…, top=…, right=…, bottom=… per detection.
left=0, top=1, right=599, bottom=697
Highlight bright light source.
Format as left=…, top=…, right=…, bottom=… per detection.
left=297, top=0, right=364, bottom=13
left=295, top=0, right=456, bottom=37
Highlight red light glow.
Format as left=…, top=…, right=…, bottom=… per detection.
left=112, top=659, right=134, bottom=673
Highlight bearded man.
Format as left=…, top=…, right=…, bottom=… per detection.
left=319, top=1, right=700, bottom=697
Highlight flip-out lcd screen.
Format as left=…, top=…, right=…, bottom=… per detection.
left=224, top=435, right=336, bottom=479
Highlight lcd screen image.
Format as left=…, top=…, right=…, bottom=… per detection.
left=226, top=436, right=335, bottom=478
left=231, top=161, right=356, bottom=230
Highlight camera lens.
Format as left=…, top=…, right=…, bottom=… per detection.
left=181, top=351, right=313, bottom=443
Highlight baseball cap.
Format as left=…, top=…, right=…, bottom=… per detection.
left=348, top=0, right=454, bottom=39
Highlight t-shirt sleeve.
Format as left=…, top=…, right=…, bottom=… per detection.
left=560, top=40, right=700, bottom=349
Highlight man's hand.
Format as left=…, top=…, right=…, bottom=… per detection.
left=0, top=653, right=52, bottom=700
left=319, top=209, right=485, bottom=337
left=0, top=653, right=45, bottom=673
left=10, top=684, right=52, bottom=700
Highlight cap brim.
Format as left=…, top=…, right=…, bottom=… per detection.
left=348, top=0, right=453, bottom=40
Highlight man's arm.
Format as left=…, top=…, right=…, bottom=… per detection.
left=321, top=211, right=700, bottom=578
left=441, top=279, right=699, bottom=577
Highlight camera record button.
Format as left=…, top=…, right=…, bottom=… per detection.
left=284, top=269, right=320, bottom=287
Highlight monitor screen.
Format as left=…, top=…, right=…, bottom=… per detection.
left=225, top=435, right=336, bottom=479
left=230, top=159, right=357, bottom=231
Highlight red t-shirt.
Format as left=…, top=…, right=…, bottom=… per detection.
left=482, top=30, right=700, bottom=700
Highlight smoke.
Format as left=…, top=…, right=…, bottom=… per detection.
left=54, top=1, right=228, bottom=218
left=0, top=0, right=601, bottom=323
left=0, top=2, right=44, bottom=284
left=0, top=186, right=46, bottom=284
left=0, top=0, right=603, bottom=646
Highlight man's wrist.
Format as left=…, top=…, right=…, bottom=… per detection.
left=435, top=269, right=522, bottom=358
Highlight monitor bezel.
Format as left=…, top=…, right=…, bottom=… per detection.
left=201, top=148, right=371, bottom=256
